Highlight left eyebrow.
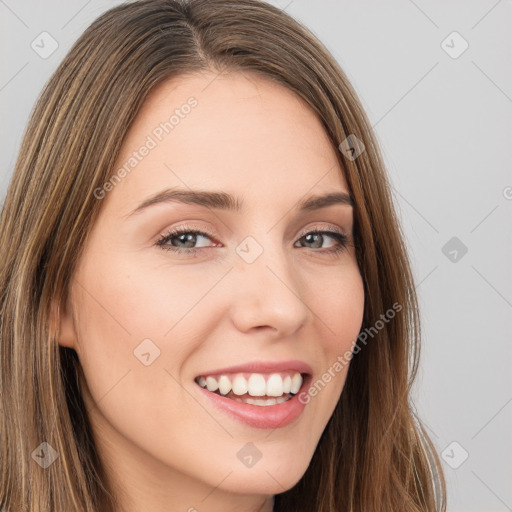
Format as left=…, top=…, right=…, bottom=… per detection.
left=124, top=187, right=353, bottom=218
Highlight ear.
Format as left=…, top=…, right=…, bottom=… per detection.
left=50, top=294, right=77, bottom=349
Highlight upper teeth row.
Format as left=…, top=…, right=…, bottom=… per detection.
left=197, top=372, right=304, bottom=397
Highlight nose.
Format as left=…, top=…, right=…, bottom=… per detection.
left=227, top=240, right=310, bottom=337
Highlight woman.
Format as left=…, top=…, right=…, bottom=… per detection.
left=0, top=0, right=446, bottom=510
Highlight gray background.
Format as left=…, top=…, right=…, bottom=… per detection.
left=1, top=1, right=510, bottom=510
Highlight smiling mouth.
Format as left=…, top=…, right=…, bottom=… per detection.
left=194, top=371, right=306, bottom=407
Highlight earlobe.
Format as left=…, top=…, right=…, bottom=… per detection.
left=50, top=295, right=77, bottom=349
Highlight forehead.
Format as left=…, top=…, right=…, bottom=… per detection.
left=106, top=70, right=348, bottom=213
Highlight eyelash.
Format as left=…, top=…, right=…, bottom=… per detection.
left=155, top=223, right=350, bottom=258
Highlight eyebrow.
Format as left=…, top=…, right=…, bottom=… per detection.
left=125, top=187, right=353, bottom=218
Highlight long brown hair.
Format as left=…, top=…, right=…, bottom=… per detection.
left=0, top=0, right=446, bottom=510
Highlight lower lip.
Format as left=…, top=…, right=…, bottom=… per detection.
left=195, top=375, right=311, bottom=430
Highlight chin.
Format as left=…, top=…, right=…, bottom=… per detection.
left=211, top=456, right=310, bottom=495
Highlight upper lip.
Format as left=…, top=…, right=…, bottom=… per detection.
left=195, top=360, right=313, bottom=377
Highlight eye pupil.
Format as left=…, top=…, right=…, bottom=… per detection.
left=304, top=233, right=322, bottom=248
left=174, top=233, right=196, bottom=248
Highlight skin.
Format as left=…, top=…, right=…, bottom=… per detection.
left=54, top=70, right=365, bottom=512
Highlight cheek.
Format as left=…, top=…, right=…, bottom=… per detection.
left=301, top=265, right=364, bottom=404
left=308, top=264, right=365, bottom=347
left=70, top=259, right=205, bottom=442
left=75, top=254, right=213, bottom=338
left=71, top=255, right=228, bottom=386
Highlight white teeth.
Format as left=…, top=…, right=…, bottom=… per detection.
left=282, top=375, right=291, bottom=394
left=290, top=373, right=303, bottom=394
left=232, top=375, right=248, bottom=396
left=247, top=374, right=267, bottom=396
left=218, top=375, right=231, bottom=395
left=197, top=371, right=305, bottom=398
left=244, top=396, right=290, bottom=406
left=266, top=373, right=284, bottom=397
left=206, top=376, right=219, bottom=392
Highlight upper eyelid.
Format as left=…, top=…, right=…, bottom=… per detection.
left=158, top=224, right=217, bottom=241
left=296, top=224, right=346, bottom=237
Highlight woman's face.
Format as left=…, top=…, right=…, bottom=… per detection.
left=58, top=70, right=365, bottom=511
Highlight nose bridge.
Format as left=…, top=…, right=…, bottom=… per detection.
left=228, top=232, right=310, bottom=334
